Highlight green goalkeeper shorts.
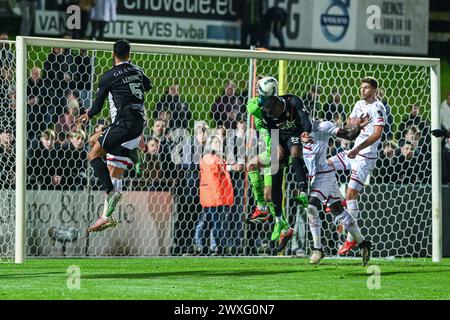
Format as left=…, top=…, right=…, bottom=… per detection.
left=258, top=152, right=272, bottom=187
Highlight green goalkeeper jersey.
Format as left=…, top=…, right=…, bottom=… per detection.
left=246, top=97, right=271, bottom=152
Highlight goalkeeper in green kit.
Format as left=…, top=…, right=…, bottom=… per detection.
left=246, top=76, right=311, bottom=252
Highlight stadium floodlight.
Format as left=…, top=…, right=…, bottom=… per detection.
left=2, top=36, right=441, bottom=263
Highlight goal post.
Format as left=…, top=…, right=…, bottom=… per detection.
left=430, top=63, right=442, bottom=263
left=15, top=36, right=27, bottom=264
left=8, top=36, right=441, bottom=262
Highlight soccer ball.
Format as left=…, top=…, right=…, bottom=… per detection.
left=257, top=76, right=278, bottom=97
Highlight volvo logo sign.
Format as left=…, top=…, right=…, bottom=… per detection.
left=321, top=0, right=350, bottom=42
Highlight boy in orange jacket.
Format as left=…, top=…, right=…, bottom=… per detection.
left=195, top=135, right=234, bottom=255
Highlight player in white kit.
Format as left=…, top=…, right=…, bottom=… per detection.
left=302, top=115, right=372, bottom=265
left=327, top=77, right=386, bottom=255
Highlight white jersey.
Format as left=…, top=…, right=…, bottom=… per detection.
left=303, top=120, right=339, bottom=177
left=350, top=99, right=386, bottom=158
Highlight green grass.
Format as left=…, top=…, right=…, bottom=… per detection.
left=1, top=258, right=449, bottom=300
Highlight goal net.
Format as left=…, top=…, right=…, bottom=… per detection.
left=0, top=40, right=16, bottom=263
left=3, top=37, right=441, bottom=262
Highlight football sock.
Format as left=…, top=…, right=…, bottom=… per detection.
left=307, top=205, right=322, bottom=249
left=90, top=158, right=114, bottom=194
left=336, top=209, right=364, bottom=244
left=272, top=169, right=284, bottom=218
left=248, top=170, right=266, bottom=208
left=100, top=196, right=108, bottom=218
left=292, top=157, right=308, bottom=193
left=266, top=202, right=276, bottom=218
left=111, top=178, right=123, bottom=192
left=346, top=199, right=359, bottom=242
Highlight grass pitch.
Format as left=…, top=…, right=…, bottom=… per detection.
left=1, top=257, right=449, bottom=300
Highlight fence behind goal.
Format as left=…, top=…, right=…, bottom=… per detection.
left=3, top=37, right=442, bottom=262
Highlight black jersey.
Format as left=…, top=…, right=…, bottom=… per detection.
left=262, top=94, right=312, bottom=135
left=88, top=61, right=152, bottom=121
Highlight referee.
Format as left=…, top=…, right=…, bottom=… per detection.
left=78, top=39, right=152, bottom=232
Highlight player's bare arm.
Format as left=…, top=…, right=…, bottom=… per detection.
left=347, top=125, right=383, bottom=159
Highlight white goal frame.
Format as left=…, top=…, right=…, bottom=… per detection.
left=14, top=36, right=442, bottom=263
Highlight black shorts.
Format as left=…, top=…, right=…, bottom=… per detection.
left=98, top=118, right=144, bottom=154
left=279, top=131, right=301, bottom=152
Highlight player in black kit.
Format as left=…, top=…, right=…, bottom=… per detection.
left=78, top=39, right=152, bottom=232
left=261, top=94, right=312, bottom=251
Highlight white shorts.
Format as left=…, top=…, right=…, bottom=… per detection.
left=309, top=172, right=343, bottom=206
left=328, top=152, right=377, bottom=191
left=106, top=137, right=140, bottom=170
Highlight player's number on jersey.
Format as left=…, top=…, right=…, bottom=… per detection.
left=129, top=83, right=143, bottom=99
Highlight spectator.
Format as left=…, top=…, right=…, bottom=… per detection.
left=176, top=122, right=208, bottom=255
left=55, top=98, right=80, bottom=136
left=211, top=80, right=245, bottom=130
left=0, top=67, right=14, bottom=111
left=440, top=92, right=450, bottom=130
left=27, top=67, right=51, bottom=141
left=322, top=88, right=345, bottom=121
left=90, top=0, right=117, bottom=41
left=18, top=0, right=37, bottom=36
left=58, top=130, right=88, bottom=190
left=373, top=140, right=397, bottom=184
left=443, top=137, right=450, bottom=185
left=263, top=5, right=288, bottom=50
left=27, top=67, right=45, bottom=106
left=302, top=85, right=322, bottom=116
left=74, top=49, right=93, bottom=109
left=378, top=88, right=394, bottom=141
left=195, top=135, right=234, bottom=255
left=153, top=84, right=192, bottom=130
left=393, top=141, right=423, bottom=184
left=396, top=104, right=428, bottom=141
left=0, top=88, right=16, bottom=132
left=0, top=31, right=14, bottom=69
left=27, top=129, right=62, bottom=190
left=401, top=124, right=430, bottom=172
left=0, top=127, right=15, bottom=189
left=65, top=89, right=85, bottom=113
left=149, top=118, right=171, bottom=149
left=237, top=0, right=269, bottom=49
left=43, top=45, right=77, bottom=113
left=134, top=137, right=162, bottom=190
left=132, top=137, right=177, bottom=192
left=222, top=120, right=246, bottom=255
left=73, top=0, right=94, bottom=39
left=399, top=126, right=420, bottom=152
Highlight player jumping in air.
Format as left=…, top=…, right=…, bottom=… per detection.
left=327, top=77, right=385, bottom=255
left=254, top=93, right=312, bottom=252
left=301, top=116, right=373, bottom=266
left=78, top=39, right=152, bottom=232
left=245, top=77, right=279, bottom=225
left=87, top=129, right=146, bottom=232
